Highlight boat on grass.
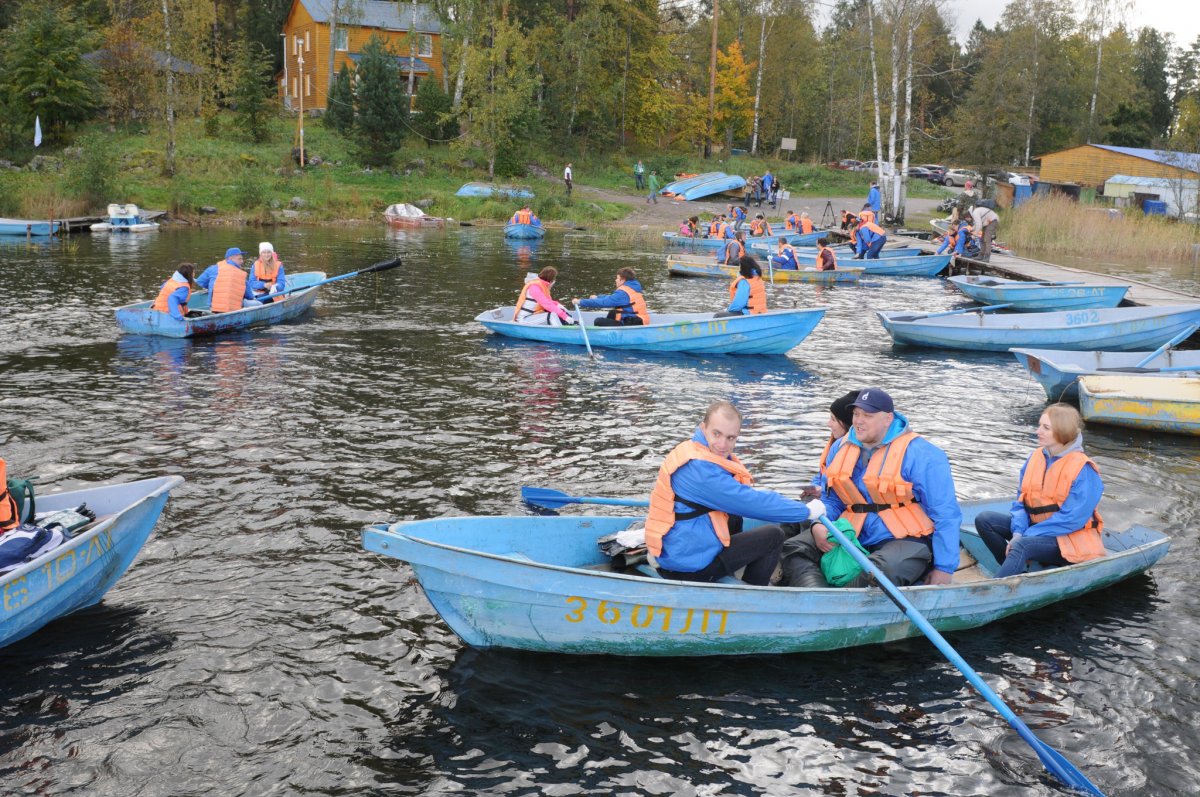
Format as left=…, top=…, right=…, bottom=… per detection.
left=0, top=217, right=60, bottom=237
left=383, top=203, right=445, bottom=229
left=90, top=204, right=159, bottom=233
left=115, top=271, right=327, bottom=338
left=660, top=172, right=725, bottom=197
left=455, top=182, right=534, bottom=199
left=673, top=174, right=748, bottom=201
left=878, top=304, right=1200, bottom=352
left=1078, top=375, right=1200, bottom=436
left=666, top=254, right=863, bottom=284
left=949, top=275, right=1128, bottom=312
left=475, top=307, right=825, bottom=355
left=1, top=475, right=183, bottom=648
left=1011, top=347, right=1200, bottom=401
left=360, top=499, right=1168, bottom=656
left=504, top=222, right=545, bottom=239
left=663, top=230, right=826, bottom=250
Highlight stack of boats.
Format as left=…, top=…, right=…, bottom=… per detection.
left=659, top=172, right=747, bottom=202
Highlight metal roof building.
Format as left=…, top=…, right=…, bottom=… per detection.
left=1036, top=143, right=1200, bottom=188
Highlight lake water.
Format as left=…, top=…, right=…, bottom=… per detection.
left=0, top=226, right=1196, bottom=795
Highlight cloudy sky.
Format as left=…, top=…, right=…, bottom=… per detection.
left=940, top=0, right=1200, bottom=46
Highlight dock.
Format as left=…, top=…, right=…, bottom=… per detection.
left=57, top=210, right=168, bottom=233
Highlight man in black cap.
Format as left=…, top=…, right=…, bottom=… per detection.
left=780, top=387, right=961, bottom=588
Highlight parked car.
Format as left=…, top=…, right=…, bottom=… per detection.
left=923, top=164, right=949, bottom=183
left=836, top=159, right=863, bottom=170
left=907, top=167, right=933, bottom=179
left=856, top=160, right=880, bottom=173
left=942, top=168, right=981, bottom=187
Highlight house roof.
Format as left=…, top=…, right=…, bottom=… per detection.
left=299, top=0, right=442, bottom=34
left=1036, top=143, right=1200, bottom=175
left=1103, top=174, right=1197, bottom=188
left=84, top=47, right=203, bottom=75
left=346, top=53, right=431, bottom=73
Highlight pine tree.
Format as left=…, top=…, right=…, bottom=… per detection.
left=412, top=79, right=452, bottom=146
left=353, top=35, right=405, bottom=166
left=234, top=41, right=276, bottom=143
left=325, top=64, right=355, bottom=134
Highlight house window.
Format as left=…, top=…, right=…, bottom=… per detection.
left=294, top=35, right=301, bottom=56
left=406, top=76, right=421, bottom=96
left=335, top=27, right=348, bottom=51
left=305, top=74, right=312, bottom=96
left=291, top=77, right=298, bottom=98
left=418, top=33, right=433, bottom=58
left=305, top=31, right=310, bottom=52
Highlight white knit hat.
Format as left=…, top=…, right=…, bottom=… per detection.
left=258, top=241, right=274, bottom=254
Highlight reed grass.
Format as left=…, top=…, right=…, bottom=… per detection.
left=1003, top=195, right=1200, bottom=262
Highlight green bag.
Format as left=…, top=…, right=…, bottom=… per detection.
left=819, top=518, right=870, bottom=587
left=5, top=477, right=35, bottom=525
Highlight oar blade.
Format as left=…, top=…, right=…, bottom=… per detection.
left=361, top=256, right=403, bottom=275
left=1029, top=737, right=1105, bottom=796
left=520, top=486, right=574, bottom=509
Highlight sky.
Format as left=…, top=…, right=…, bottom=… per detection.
left=942, top=0, right=1200, bottom=46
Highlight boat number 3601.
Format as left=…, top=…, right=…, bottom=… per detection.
left=564, top=596, right=732, bottom=634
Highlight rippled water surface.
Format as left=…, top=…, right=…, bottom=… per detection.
left=1, top=227, right=1197, bottom=796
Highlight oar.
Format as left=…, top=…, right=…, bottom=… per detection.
left=253, top=257, right=403, bottom=302
left=573, top=301, right=595, bottom=358
left=521, top=486, right=648, bottom=510
left=813, top=515, right=1105, bottom=796
left=891, top=303, right=1013, bottom=322
left=1132, top=323, right=1200, bottom=368
left=1096, top=364, right=1200, bottom=374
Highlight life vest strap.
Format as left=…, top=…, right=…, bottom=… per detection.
left=1023, top=501, right=1061, bottom=515
left=849, top=501, right=911, bottom=514
left=674, top=496, right=712, bottom=521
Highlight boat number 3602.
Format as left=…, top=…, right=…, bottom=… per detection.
left=564, top=596, right=732, bottom=634
left=1063, top=310, right=1101, bottom=326
left=2, top=529, right=114, bottom=613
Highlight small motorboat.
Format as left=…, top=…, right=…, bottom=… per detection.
left=90, top=204, right=159, bottom=233
left=504, top=222, right=545, bottom=239
left=383, top=203, right=445, bottom=229
left=949, top=275, right=1128, bottom=312
left=666, top=254, right=863, bottom=284
left=1078, top=375, right=1200, bottom=436
left=1011, top=347, right=1200, bottom=401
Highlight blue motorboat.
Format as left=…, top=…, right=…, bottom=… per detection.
left=0, top=217, right=60, bottom=236
left=1011, top=347, right=1200, bottom=401
left=666, top=255, right=863, bottom=284
left=115, top=271, right=327, bottom=337
left=859, top=253, right=952, bottom=277
left=360, top=498, right=1169, bottom=656
left=504, top=222, right=545, bottom=239
left=663, top=230, right=826, bottom=250
left=878, top=304, right=1200, bottom=352
left=660, top=172, right=725, bottom=196
left=475, top=307, right=825, bottom=355
left=455, top=182, right=535, bottom=199
left=949, top=275, right=1129, bottom=312
left=674, top=174, right=748, bottom=201
left=1, top=475, right=183, bottom=648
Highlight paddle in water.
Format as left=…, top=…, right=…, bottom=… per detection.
left=812, top=514, right=1105, bottom=796
left=573, top=301, right=595, bottom=358
left=254, top=257, right=403, bottom=302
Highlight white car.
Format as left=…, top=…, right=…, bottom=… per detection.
left=942, top=169, right=980, bottom=187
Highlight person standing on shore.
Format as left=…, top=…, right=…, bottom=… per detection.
left=867, top=181, right=881, bottom=215
left=646, top=170, right=660, bottom=204
left=634, top=160, right=646, bottom=191
left=563, top=163, right=573, bottom=197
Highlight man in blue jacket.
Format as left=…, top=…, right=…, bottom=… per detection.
left=644, top=401, right=829, bottom=585
left=576, top=267, right=649, bottom=326
left=867, top=181, right=881, bottom=214
left=779, top=388, right=962, bottom=588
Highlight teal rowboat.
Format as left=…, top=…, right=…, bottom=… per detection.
left=1078, top=375, right=1200, bottom=436
left=949, top=275, right=1129, bottom=311
left=665, top=254, right=863, bottom=284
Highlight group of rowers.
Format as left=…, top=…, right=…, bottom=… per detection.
left=643, top=392, right=1106, bottom=588
left=150, top=243, right=288, bottom=320
left=678, top=207, right=816, bottom=241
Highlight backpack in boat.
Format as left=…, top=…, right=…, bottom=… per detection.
left=820, top=518, right=869, bottom=587
left=6, top=476, right=35, bottom=525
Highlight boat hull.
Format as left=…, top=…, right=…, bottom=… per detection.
left=663, top=230, right=826, bottom=250
left=660, top=172, right=724, bottom=196
left=476, top=307, right=825, bottom=355
left=666, top=256, right=863, bottom=284
left=1, top=475, right=183, bottom=648
left=1011, top=348, right=1200, bottom=401
left=675, top=175, right=748, bottom=200
left=504, top=223, right=545, bottom=239
left=1078, top=375, right=1200, bottom=436
left=859, top=254, right=951, bottom=276
left=360, top=501, right=1169, bottom=656
left=114, top=271, right=327, bottom=337
left=455, top=183, right=534, bottom=199
left=0, top=218, right=60, bottom=236
left=878, top=305, right=1200, bottom=352
left=950, top=275, right=1129, bottom=311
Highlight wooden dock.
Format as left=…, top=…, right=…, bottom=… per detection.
left=57, top=210, right=168, bottom=233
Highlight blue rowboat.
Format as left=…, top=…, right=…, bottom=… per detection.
left=0, top=217, right=60, bottom=236
left=455, top=182, right=535, bottom=199
left=878, top=304, right=1200, bottom=352
left=666, top=255, right=863, bottom=284
left=1, top=475, right=183, bottom=648
left=664, top=230, right=826, bottom=250
left=860, top=253, right=952, bottom=277
left=475, top=307, right=825, bottom=355
left=660, top=172, right=725, bottom=196
left=748, top=236, right=855, bottom=254
left=1078, top=375, right=1200, bottom=436
left=1011, top=347, right=1200, bottom=401
left=675, top=174, right=748, bottom=201
left=115, top=271, right=327, bottom=338
left=949, top=275, right=1129, bottom=312
left=504, top=222, right=545, bottom=239
left=360, top=499, right=1168, bottom=656
left=792, top=246, right=924, bottom=261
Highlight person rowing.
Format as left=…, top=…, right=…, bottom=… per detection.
left=717, top=256, right=767, bottom=317
left=718, top=230, right=746, bottom=266
left=151, top=263, right=198, bottom=320
left=770, top=237, right=799, bottom=270
left=575, top=267, right=650, bottom=327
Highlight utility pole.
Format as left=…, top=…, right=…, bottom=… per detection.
left=295, top=52, right=306, bottom=168
left=706, top=0, right=718, bottom=159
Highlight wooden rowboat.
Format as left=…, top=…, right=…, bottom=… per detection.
left=878, top=304, right=1200, bottom=352
left=383, top=203, right=445, bottom=228
left=1078, top=375, right=1200, bottom=436
left=504, top=222, right=545, bottom=239
left=949, top=275, right=1128, bottom=312
left=475, top=307, right=825, bottom=355
left=360, top=499, right=1169, bottom=656
left=1, top=475, right=183, bottom=648
left=1011, top=348, right=1200, bottom=401
left=665, top=254, right=863, bottom=284
left=115, top=271, right=327, bottom=338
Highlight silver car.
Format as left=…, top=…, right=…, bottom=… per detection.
left=942, top=168, right=980, bottom=187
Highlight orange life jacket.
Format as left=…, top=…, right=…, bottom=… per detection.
left=729, top=275, right=767, bottom=314
left=0, top=458, right=19, bottom=533
left=210, top=260, right=249, bottom=313
left=708, top=220, right=722, bottom=236
left=615, top=284, right=650, bottom=325
left=254, top=256, right=281, bottom=285
left=785, top=214, right=798, bottom=230
left=861, top=221, right=886, bottom=237
left=644, top=440, right=754, bottom=557
left=722, top=239, right=746, bottom=263
left=152, top=278, right=191, bottom=316
left=800, top=217, right=814, bottom=234
left=750, top=219, right=767, bottom=236
left=818, top=436, right=834, bottom=477
left=816, top=246, right=838, bottom=271
left=515, top=209, right=532, bottom=224
left=825, top=432, right=935, bottom=537
left=514, top=278, right=553, bottom=321
left=1019, top=449, right=1106, bottom=563
left=858, top=210, right=876, bottom=225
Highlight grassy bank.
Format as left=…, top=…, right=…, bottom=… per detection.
left=1002, top=195, right=1200, bottom=262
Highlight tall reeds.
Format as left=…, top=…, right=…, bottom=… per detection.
left=1003, top=195, right=1200, bottom=262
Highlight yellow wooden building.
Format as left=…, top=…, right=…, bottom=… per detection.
left=279, top=0, right=444, bottom=111
left=1036, top=144, right=1200, bottom=188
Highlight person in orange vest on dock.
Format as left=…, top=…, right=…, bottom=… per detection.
left=196, top=248, right=255, bottom=313
left=151, top=263, right=197, bottom=320
left=973, top=404, right=1105, bottom=578
left=575, top=267, right=650, bottom=327
left=718, top=256, right=767, bottom=317
left=644, top=400, right=829, bottom=585
left=779, top=387, right=962, bottom=588
left=249, top=242, right=286, bottom=301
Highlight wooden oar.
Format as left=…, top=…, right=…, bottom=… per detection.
left=1131, top=323, right=1200, bottom=368
left=253, top=257, right=403, bottom=302
left=891, top=303, right=1013, bottom=323
left=521, top=486, right=648, bottom=510
left=812, top=515, right=1105, bottom=796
